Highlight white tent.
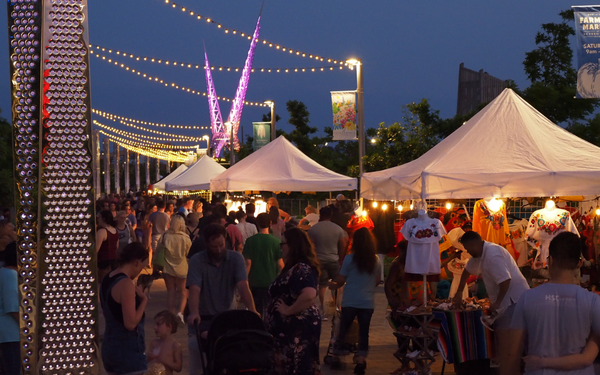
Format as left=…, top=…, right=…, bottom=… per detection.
left=361, top=88, right=600, bottom=200
left=210, top=136, right=357, bottom=192
left=152, top=164, right=188, bottom=192
left=165, top=155, right=226, bottom=191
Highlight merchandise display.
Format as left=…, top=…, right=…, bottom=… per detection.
left=446, top=227, right=472, bottom=299
left=509, top=218, right=530, bottom=267
left=400, top=210, right=447, bottom=275
left=525, top=200, right=579, bottom=269
left=472, top=199, right=517, bottom=261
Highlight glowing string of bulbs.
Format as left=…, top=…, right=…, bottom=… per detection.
left=92, top=109, right=210, bottom=130
left=94, top=121, right=204, bottom=144
left=90, top=51, right=269, bottom=107
left=104, top=136, right=190, bottom=162
left=161, top=0, right=349, bottom=67
left=96, top=124, right=199, bottom=150
left=88, top=44, right=348, bottom=74
left=94, top=115, right=208, bottom=140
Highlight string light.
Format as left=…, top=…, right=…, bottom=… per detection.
left=96, top=125, right=198, bottom=150
left=372, top=202, right=378, bottom=208
left=104, top=136, right=190, bottom=162
left=94, top=116, right=209, bottom=140
left=90, top=51, right=268, bottom=107
left=94, top=121, right=204, bottom=144
left=92, top=109, right=209, bottom=130
left=88, top=44, right=349, bottom=74
left=161, top=0, right=349, bottom=67
left=99, top=132, right=193, bottom=161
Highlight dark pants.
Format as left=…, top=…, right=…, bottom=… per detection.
left=0, top=341, right=21, bottom=375
left=251, top=287, right=270, bottom=318
left=336, top=307, right=374, bottom=357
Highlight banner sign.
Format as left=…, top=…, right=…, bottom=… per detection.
left=252, top=122, right=271, bottom=150
left=574, top=6, right=600, bottom=98
left=331, top=91, right=357, bottom=140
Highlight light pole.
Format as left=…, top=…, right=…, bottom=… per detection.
left=202, top=135, right=211, bottom=156
left=228, top=122, right=235, bottom=165
left=265, top=100, right=276, bottom=141
left=347, top=58, right=364, bottom=176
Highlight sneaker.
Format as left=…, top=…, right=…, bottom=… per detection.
left=177, top=312, right=185, bottom=325
left=354, top=362, right=367, bottom=375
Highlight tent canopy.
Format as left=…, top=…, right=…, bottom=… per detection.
left=361, top=88, right=600, bottom=200
left=152, top=164, right=188, bottom=191
left=165, top=155, right=226, bottom=192
left=210, top=136, right=357, bottom=192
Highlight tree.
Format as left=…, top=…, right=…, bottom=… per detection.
left=522, top=10, right=599, bottom=125
left=285, top=100, right=317, bottom=155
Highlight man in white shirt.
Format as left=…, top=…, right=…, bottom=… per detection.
left=452, top=231, right=529, bottom=371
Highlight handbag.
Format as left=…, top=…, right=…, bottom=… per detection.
left=153, top=235, right=167, bottom=268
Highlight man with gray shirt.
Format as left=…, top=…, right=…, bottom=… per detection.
left=186, top=223, right=256, bottom=375
left=504, top=232, right=600, bottom=375
left=148, top=200, right=170, bottom=255
left=309, top=206, right=347, bottom=318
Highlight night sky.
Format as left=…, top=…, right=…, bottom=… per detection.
left=0, top=1, right=577, bottom=142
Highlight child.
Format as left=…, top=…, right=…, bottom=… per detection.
left=146, top=311, right=182, bottom=375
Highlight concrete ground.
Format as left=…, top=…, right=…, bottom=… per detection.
left=99, top=279, right=454, bottom=375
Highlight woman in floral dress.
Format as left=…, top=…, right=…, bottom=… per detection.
left=266, top=228, right=322, bottom=375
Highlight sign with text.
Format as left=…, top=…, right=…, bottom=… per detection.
left=252, top=122, right=271, bottom=150
left=331, top=91, right=357, bottom=140
left=574, top=6, right=600, bottom=98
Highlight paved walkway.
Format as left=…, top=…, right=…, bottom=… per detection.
left=99, top=279, right=454, bottom=375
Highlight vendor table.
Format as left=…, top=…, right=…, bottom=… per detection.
left=433, top=309, right=495, bottom=364
left=392, top=310, right=440, bottom=375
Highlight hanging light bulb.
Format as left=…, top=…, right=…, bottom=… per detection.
left=410, top=203, right=414, bottom=210
left=382, top=204, right=388, bottom=211
left=398, top=205, right=403, bottom=212
left=372, top=202, right=378, bottom=208
left=596, top=207, right=600, bottom=216
left=546, top=199, right=556, bottom=210
left=361, top=211, right=367, bottom=217
left=445, top=202, right=452, bottom=210
left=487, top=198, right=502, bottom=212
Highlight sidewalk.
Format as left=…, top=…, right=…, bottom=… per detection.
left=99, top=279, right=454, bottom=375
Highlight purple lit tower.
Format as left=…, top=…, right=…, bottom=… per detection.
left=206, top=13, right=261, bottom=157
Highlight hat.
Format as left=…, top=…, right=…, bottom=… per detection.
left=336, top=194, right=346, bottom=201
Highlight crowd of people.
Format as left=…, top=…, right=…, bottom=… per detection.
left=89, top=192, right=382, bottom=375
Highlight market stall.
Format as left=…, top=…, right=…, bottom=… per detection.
left=152, top=163, right=188, bottom=193
left=364, top=89, right=600, bottom=374
left=210, top=135, right=357, bottom=192
left=165, top=154, right=226, bottom=192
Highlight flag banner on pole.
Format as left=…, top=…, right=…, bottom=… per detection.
left=574, top=6, right=600, bottom=98
left=252, top=122, right=271, bottom=150
left=331, top=91, right=357, bottom=141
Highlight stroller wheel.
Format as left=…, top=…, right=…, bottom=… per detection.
left=324, top=355, right=332, bottom=365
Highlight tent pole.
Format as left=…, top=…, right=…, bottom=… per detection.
left=421, top=172, right=427, bottom=204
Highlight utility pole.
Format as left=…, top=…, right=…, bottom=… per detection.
left=103, top=137, right=110, bottom=195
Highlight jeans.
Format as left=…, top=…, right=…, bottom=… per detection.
left=336, top=307, right=374, bottom=357
left=250, top=287, right=270, bottom=318
left=0, top=342, right=20, bottom=375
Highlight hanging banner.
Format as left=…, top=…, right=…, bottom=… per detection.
left=331, top=91, right=357, bottom=140
left=252, top=122, right=271, bottom=150
left=574, top=6, right=600, bottom=98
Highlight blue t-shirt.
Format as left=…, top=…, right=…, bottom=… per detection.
left=511, top=283, right=600, bottom=375
left=339, top=254, right=382, bottom=309
left=0, top=267, right=19, bottom=343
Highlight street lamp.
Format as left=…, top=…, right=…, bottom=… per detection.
left=346, top=58, right=364, bottom=177
left=264, top=100, right=276, bottom=141
left=202, top=135, right=210, bottom=156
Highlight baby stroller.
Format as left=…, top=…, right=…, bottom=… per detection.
left=323, top=287, right=360, bottom=368
left=196, top=310, right=274, bottom=375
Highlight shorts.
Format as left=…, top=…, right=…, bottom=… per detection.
left=319, top=260, right=340, bottom=286
left=493, top=303, right=516, bottom=331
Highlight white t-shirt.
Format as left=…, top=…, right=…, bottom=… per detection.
left=303, top=213, right=320, bottom=227
left=465, top=241, right=529, bottom=309
left=525, top=208, right=579, bottom=269
left=400, top=217, right=446, bottom=275
left=236, top=222, right=258, bottom=244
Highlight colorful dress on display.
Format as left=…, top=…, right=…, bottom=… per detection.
left=400, top=217, right=447, bottom=276
left=509, top=219, right=530, bottom=268
left=472, top=199, right=517, bottom=261
left=525, top=208, right=579, bottom=269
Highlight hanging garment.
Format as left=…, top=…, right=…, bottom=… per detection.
left=446, top=227, right=471, bottom=299
left=525, top=208, right=579, bottom=269
left=400, top=217, right=447, bottom=275
left=472, top=199, right=517, bottom=261
left=509, top=219, right=530, bottom=267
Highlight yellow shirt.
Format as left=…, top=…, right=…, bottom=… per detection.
left=473, top=199, right=516, bottom=261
